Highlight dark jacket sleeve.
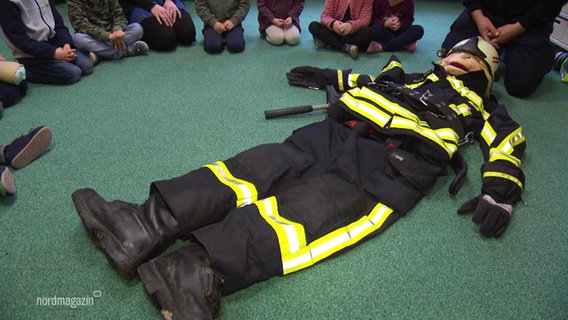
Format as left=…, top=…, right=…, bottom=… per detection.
left=119, top=0, right=156, bottom=12
left=464, top=0, right=566, bottom=31
left=474, top=98, right=526, bottom=205
left=50, top=1, right=75, bottom=48
left=0, top=1, right=58, bottom=59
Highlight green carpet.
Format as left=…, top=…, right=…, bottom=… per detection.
left=1, top=1, right=567, bottom=319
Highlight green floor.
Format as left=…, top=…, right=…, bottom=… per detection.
left=1, top=1, right=567, bottom=319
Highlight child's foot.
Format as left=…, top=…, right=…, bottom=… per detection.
left=344, top=44, right=359, bottom=59
left=366, top=41, right=383, bottom=54
left=0, top=166, right=15, bottom=196
left=404, top=41, right=417, bottom=52
left=313, top=38, right=327, bottom=48
left=1, top=126, right=52, bottom=169
left=88, top=52, right=100, bottom=66
left=125, top=41, right=149, bottom=57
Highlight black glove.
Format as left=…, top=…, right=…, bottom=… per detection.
left=457, top=194, right=513, bottom=238
left=286, top=66, right=351, bottom=90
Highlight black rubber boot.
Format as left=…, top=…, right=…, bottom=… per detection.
left=138, top=243, right=223, bottom=320
left=71, top=188, right=180, bottom=280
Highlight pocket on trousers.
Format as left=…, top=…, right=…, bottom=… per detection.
left=278, top=174, right=368, bottom=241
left=387, top=148, right=442, bottom=194
left=226, top=143, right=314, bottom=186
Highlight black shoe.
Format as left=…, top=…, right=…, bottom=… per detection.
left=138, top=243, right=223, bottom=320
left=71, top=188, right=180, bottom=280
left=1, top=126, right=52, bottom=169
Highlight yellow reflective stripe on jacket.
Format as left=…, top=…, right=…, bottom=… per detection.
left=406, top=72, right=440, bottom=90
left=483, top=171, right=524, bottom=190
left=389, top=116, right=458, bottom=156
left=488, top=129, right=524, bottom=167
left=480, top=121, right=497, bottom=147
left=256, top=197, right=306, bottom=257
left=277, top=202, right=394, bottom=275
left=347, top=73, right=359, bottom=89
left=446, top=76, right=484, bottom=112
left=341, top=87, right=459, bottom=157
left=337, top=69, right=345, bottom=91
left=204, top=161, right=258, bottom=207
left=340, top=90, right=391, bottom=127
left=381, top=59, right=403, bottom=73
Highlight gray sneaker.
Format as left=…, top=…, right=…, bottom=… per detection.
left=125, top=41, right=149, bottom=57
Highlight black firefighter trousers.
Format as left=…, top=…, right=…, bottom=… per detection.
left=151, top=118, right=441, bottom=295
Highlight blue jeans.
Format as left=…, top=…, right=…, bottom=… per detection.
left=17, top=51, right=94, bottom=85
left=202, top=25, right=245, bottom=54
left=72, top=24, right=144, bottom=60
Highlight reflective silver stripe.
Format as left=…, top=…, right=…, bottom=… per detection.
left=204, top=161, right=258, bottom=207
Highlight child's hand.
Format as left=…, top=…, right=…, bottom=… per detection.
left=283, top=17, right=293, bottom=28
left=109, top=30, right=126, bottom=52
left=213, top=21, right=225, bottom=33
left=272, top=18, right=285, bottom=27
left=163, top=0, right=181, bottom=20
left=223, top=20, right=235, bottom=31
left=385, top=16, right=401, bottom=31
left=151, top=4, right=175, bottom=26
left=54, top=44, right=76, bottom=61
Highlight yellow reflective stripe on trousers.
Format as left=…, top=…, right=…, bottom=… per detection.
left=483, top=171, right=524, bottom=190
left=204, top=161, right=258, bottom=207
left=256, top=197, right=306, bottom=258
left=274, top=202, right=394, bottom=275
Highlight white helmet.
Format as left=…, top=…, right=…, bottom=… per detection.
left=446, top=36, right=499, bottom=78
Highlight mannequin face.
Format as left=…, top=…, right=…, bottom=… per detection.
left=439, top=51, right=483, bottom=76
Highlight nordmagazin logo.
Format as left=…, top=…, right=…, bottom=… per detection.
left=36, top=291, right=102, bottom=308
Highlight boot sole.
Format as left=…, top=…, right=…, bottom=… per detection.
left=138, top=260, right=185, bottom=320
left=1, top=168, right=15, bottom=195
left=10, top=126, right=52, bottom=169
left=71, top=189, right=138, bottom=280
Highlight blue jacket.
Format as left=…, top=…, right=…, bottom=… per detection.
left=0, top=0, right=74, bottom=60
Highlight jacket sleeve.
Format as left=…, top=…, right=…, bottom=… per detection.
left=398, top=0, right=415, bottom=29
left=348, top=0, right=373, bottom=32
left=332, top=54, right=407, bottom=91
left=475, top=99, right=526, bottom=205
left=464, top=0, right=565, bottom=31
left=320, top=0, right=338, bottom=29
left=50, top=1, right=74, bottom=48
left=120, top=0, right=156, bottom=11
left=229, top=0, right=251, bottom=26
left=289, top=0, right=306, bottom=27
left=0, top=1, right=57, bottom=59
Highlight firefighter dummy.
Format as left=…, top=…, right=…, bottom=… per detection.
left=71, top=36, right=525, bottom=320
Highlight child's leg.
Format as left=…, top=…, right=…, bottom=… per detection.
left=18, top=58, right=82, bottom=85
left=202, top=27, right=224, bottom=54
left=264, top=25, right=285, bottom=45
left=224, top=26, right=245, bottom=53
left=283, top=25, right=301, bottom=45
left=73, top=33, right=118, bottom=60
left=123, top=23, right=145, bottom=47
